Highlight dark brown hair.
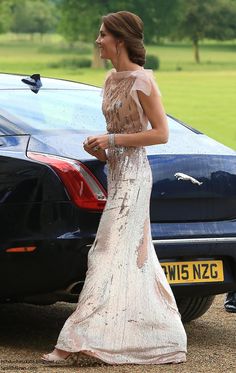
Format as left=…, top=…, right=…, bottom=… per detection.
left=102, top=11, right=146, bottom=66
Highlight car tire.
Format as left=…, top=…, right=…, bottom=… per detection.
left=176, top=295, right=215, bottom=322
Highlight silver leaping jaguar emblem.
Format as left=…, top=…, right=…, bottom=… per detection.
left=174, top=172, right=203, bottom=186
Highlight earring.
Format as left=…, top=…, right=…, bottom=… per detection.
left=116, top=46, right=120, bottom=56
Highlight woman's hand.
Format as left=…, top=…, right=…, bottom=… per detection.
left=83, top=135, right=108, bottom=162
left=84, top=134, right=109, bottom=150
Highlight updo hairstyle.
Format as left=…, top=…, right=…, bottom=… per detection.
left=102, top=11, right=146, bottom=67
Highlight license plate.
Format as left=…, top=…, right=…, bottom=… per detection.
left=161, top=260, right=224, bottom=284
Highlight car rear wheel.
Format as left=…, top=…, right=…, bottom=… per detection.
left=176, top=295, right=215, bottom=322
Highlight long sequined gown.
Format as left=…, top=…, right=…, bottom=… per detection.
left=55, top=69, right=187, bottom=364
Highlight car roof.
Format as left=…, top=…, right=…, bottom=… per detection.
left=0, top=72, right=100, bottom=91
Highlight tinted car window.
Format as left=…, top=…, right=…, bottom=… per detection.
left=1, top=75, right=235, bottom=157
left=0, top=88, right=106, bottom=134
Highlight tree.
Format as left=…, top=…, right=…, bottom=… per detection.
left=58, top=0, right=111, bottom=67
left=114, top=0, right=181, bottom=43
left=0, top=0, right=13, bottom=33
left=207, top=0, right=236, bottom=40
left=11, top=0, right=58, bottom=38
left=177, top=0, right=214, bottom=63
left=58, top=0, right=181, bottom=67
left=58, top=0, right=181, bottom=43
left=177, top=0, right=236, bottom=63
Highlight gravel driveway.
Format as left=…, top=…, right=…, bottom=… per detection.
left=0, top=294, right=235, bottom=373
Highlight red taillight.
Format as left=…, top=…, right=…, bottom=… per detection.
left=6, top=246, right=36, bottom=253
left=27, top=152, right=107, bottom=211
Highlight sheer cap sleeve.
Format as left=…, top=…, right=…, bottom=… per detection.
left=130, top=69, right=161, bottom=123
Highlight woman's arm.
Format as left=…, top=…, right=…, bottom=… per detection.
left=116, top=86, right=169, bottom=146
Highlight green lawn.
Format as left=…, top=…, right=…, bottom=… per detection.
left=0, top=34, right=235, bottom=149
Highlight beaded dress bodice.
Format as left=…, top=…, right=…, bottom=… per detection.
left=102, top=68, right=157, bottom=134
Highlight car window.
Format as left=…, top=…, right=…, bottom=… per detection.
left=0, top=88, right=106, bottom=134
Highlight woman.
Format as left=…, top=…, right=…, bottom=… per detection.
left=41, top=11, right=187, bottom=366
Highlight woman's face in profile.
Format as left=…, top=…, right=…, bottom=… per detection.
left=96, top=23, right=118, bottom=60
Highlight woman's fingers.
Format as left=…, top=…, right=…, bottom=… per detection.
left=83, top=142, right=107, bottom=162
left=84, top=137, right=97, bottom=148
left=83, top=135, right=109, bottom=150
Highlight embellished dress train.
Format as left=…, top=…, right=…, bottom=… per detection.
left=55, top=69, right=187, bottom=364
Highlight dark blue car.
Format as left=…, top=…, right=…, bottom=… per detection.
left=0, top=73, right=236, bottom=322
